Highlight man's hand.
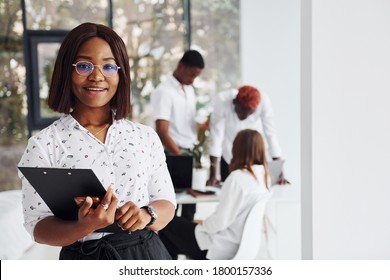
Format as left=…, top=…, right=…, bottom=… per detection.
left=272, top=157, right=290, bottom=185
left=206, top=177, right=220, bottom=186
left=277, top=172, right=290, bottom=185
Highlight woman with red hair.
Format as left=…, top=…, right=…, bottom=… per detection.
left=207, top=85, right=289, bottom=185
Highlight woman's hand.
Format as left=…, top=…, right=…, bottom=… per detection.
left=77, top=186, right=118, bottom=232
left=193, top=219, right=204, bottom=225
left=115, top=201, right=151, bottom=231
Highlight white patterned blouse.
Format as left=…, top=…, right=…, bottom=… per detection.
left=18, top=113, right=176, bottom=242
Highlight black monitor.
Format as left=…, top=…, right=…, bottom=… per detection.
left=165, top=155, right=193, bottom=193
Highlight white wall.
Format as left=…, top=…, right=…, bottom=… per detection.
left=241, top=0, right=301, bottom=188
left=242, top=0, right=390, bottom=259
left=241, top=0, right=301, bottom=259
left=307, top=0, right=390, bottom=259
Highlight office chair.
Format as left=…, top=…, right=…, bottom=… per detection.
left=232, top=193, right=272, bottom=260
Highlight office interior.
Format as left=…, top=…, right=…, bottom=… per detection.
left=1, top=0, right=389, bottom=260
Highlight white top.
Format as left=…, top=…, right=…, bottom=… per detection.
left=18, top=114, right=176, bottom=242
left=208, top=89, right=282, bottom=163
left=194, top=165, right=270, bottom=260
left=150, top=74, right=197, bottom=149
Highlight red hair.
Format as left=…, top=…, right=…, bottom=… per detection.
left=236, top=85, right=261, bottom=110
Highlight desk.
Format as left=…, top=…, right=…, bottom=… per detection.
left=175, top=191, right=220, bottom=204
left=175, top=191, right=220, bottom=219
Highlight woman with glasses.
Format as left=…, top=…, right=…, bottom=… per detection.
left=18, top=22, right=176, bottom=260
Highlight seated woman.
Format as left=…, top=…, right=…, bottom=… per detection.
left=158, top=129, right=271, bottom=260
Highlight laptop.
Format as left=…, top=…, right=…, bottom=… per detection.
left=267, top=159, right=285, bottom=185
left=165, top=155, right=193, bottom=193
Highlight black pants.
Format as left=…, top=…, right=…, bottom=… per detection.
left=178, top=203, right=196, bottom=221
left=220, top=157, right=230, bottom=182
left=159, top=216, right=207, bottom=260
left=59, top=229, right=171, bottom=260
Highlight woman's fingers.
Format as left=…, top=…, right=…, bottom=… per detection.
left=99, top=186, right=117, bottom=212
left=116, top=202, right=146, bottom=231
left=79, top=196, right=93, bottom=217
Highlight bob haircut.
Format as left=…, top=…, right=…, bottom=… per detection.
left=47, top=22, right=131, bottom=120
left=229, top=129, right=270, bottom=188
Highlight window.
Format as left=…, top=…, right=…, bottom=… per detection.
left=22, top=0, right=241, bottom=129
left=191, top=0, right=240, bottom=123
left=24, top=0, right=109, bottom=30
left=0, top=0, right=26, bottom=191
left=112, top=0, right=187, bottom=124
left=26, top=31, right=67, bottom=128
left=0, top=0, right=240, bottom=191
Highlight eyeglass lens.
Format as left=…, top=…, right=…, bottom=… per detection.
left=73, top=61, right=119, bottom=77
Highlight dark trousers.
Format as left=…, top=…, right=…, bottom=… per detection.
left=158, top=216, right=207, bottom=260
left=179, top=203, right=196, bottom=221
left=59, top=229, right=171, bottom=260
left=220, top=157, right=230, bottom=182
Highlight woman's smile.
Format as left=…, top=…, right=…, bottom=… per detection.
left=83, top=86, right=108, bottom=95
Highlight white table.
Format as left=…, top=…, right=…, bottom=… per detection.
left=175, top=191, right=220, bottom=204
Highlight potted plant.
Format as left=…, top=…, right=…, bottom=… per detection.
left=190, top=126, right=209, bottom=190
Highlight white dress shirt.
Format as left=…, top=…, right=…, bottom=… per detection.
left=18, top=113, right=176, bottom=241
left=150, top=74, right=197, bottom=149
left=208, top=89, right=282, bottom=163
left=194, top=165, right=270, bottom=260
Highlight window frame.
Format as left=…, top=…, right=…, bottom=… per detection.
left=24, top=30, right=68, bottom=132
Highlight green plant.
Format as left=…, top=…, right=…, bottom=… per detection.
left=191, top=126, right=209, bottom=169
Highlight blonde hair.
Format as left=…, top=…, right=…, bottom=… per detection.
left=229, top=129, right=270, bottom=188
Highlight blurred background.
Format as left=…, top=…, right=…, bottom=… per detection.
left=0, top=0, right=242, bottom=191
left=0, top=0, right=302, bottom=260
left=2, top=0, right=390, bottom=261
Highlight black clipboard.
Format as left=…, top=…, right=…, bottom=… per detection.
left=18, top=167, right=125, bottom=233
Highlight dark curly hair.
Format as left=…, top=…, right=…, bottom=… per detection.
left=236, top=85, right=261, bottom=110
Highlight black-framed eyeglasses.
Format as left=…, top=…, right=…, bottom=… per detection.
left=72, top=61, right=120, bottom=77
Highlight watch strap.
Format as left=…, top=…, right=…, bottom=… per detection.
left=141, top=205, right=157, bottom=226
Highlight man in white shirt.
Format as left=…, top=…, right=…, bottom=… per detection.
left=151, top=50, right=205, bottom=220
left=208, top=85, right=289, bottom=185
left=151, top=50, right=204, bottom=155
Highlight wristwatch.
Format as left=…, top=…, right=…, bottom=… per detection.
left=141, top=205, right=158, bottom=226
